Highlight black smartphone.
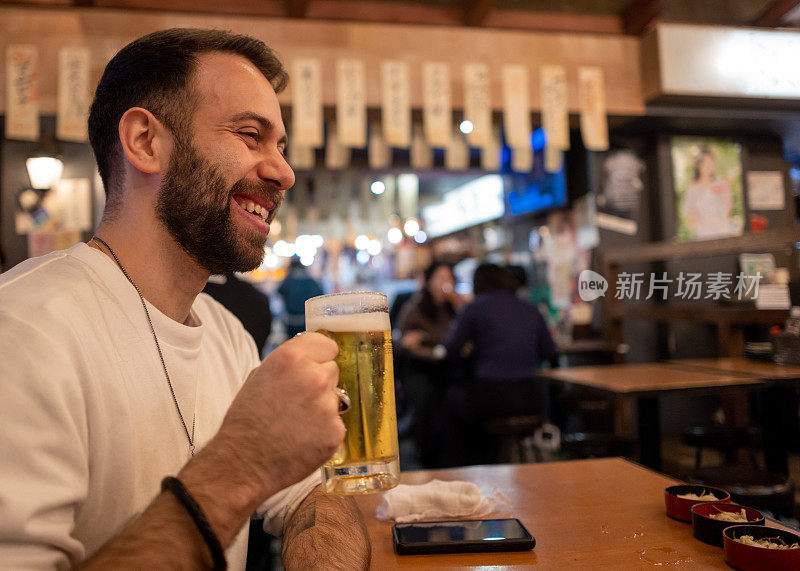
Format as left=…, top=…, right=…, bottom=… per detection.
left=392, top=518, right=535, bottom=555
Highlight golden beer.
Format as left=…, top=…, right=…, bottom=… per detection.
left=305, top=293, right=400, bottom=494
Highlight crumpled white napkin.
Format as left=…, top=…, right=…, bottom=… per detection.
left=375, top=479, right=511, bottom=522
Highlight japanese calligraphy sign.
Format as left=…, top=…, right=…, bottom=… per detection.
left=502, top=64, right=531, bottom=148
left=422, top=62, right=452, bottom=148
left=411, top=123, right=433, bottom=169
left=578, top=67, right=609, bottom=152
left=480, top=126, right=501, bottom=172
left=292, top=59, right=324, bottom=147
left=540, top=65, right=569, bottom=151
left=6, top=45, right=39, bottom=141
left=57, top=47, right=90, bottom=142
left=368, top=122, right=390, bottom=169
left=445, top=131, right=469, bottom=171
left=336, top=59, right=367, bottom=148
left=511, top=146, right=533, bottom=173
left=381, top=61, right=411, bottom=148
left=463, top=63, right=492, bottom=147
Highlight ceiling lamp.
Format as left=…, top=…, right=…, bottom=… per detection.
left=26, top=155, right=63, bottom=190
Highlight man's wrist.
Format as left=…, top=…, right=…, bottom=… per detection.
left=177, top=437, right=276, bottom=547
left=161, top=477, right=227, bottom=569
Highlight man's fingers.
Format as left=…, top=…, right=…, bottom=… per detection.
left=319, top=361, right=340, bottom=390
left=289, top=331, right=339, bottom=362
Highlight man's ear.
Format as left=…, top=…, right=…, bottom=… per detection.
left=118, top=107, right=172, bottom=175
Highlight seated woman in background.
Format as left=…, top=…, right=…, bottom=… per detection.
left=441, top=263, right=557, bottom=467
left=397, top=261, right=465, bottom=468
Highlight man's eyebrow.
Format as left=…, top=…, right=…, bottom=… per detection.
left=229, top=111, right=287, bottom=145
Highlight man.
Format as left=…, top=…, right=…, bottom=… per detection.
left=0, top=29, right=370, bottom=569
left=278, top=257, right=324, bottom=338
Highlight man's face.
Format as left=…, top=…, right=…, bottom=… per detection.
left=156, top=52, right=295, bottom=274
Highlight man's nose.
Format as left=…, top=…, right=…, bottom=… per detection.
left=257, top=153, right=295, bottom=191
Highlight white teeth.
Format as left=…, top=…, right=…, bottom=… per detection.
left=239, top=199, right=269, bottom=223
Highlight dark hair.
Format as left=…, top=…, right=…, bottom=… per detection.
left=693, top=146, right=715, bottom=181
left=473, top=263, right=515, bottom=295
left=505, top=264, right=527, bottom=289
left=88, top=28, right=288, bottom=210
left=417, top=261, right=456, bottom=318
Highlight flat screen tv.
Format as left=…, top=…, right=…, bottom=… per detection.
left=504, top=167, right=567, bottom=217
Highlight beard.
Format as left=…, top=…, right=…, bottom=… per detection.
left=155, top=137, right=283, bottom=274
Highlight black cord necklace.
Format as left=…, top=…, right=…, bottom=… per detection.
left=91, top=236, right=196, bottom=456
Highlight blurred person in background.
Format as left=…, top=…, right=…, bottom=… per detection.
left=203, top=273, right=272, bottom=356
left=397, top=261, right=464, bottom=467
left=505, top=264, right=528, bottom=298
left=277, top=256, right=324, bottom=338
left=441, top=263, right=557, bottom=467
left=398, top=261, right=464, bottom=358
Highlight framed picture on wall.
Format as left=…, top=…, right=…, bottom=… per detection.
left=671, top=137, right=744, bottom=242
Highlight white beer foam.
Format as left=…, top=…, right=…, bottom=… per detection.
left=306, top=311, right=390, bottom=333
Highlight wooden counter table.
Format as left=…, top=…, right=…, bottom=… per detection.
left=667, top=357, right=800, bottom=380
left=667, top=357, right=800, bottom=474
left=537, top=364, right=764, bottom=469
left=352, top=458, right=789, bottom=570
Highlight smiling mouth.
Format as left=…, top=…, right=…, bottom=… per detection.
left=233, top=196, right=272, bottom=223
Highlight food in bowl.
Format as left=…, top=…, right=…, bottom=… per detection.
left=664, top=485, right=730, bottom=522
left=734, top=535, right=800, bottom=550
left=676, top=490, right=719, bottom=501
left=724, top=525, right=800, bottom=571
left=708, top=508, right=750, bottom=522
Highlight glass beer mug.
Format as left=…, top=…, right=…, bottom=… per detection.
left=305, top=292, right=400, bottom=494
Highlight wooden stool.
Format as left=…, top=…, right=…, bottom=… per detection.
left=689, top=465, right=795, bottom=518
left=483, top=415, right=544, bottom=464
left=683, top=425, right=761, bottom=469
left=560, top=432, right=637, bottom=459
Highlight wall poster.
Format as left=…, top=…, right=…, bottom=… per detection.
left=595, top=148, right=645, bottom=236
left=671, top=137, right=744, bottom=242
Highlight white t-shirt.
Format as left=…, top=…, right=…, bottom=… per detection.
left=0, top=244, right=318, bottom=570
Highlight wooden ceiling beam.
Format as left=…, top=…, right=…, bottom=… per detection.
left=0, top=0, right=624, bottom=34
left=306, top=0, right=461, bottom=27
left=310, top=3, right=622, bottom=34
left=752, top=0, right=800, bottom=27
left=621, top=0, right=673, bottom=35
left=284, top=0, right=309, bottom=18
left=0, top=0, right=71, bottom=5
left=463, top=0, right=495, bottom=27
left=90, top=0, right=285, bottom=17
left=486, top=9, right=622, bottom=35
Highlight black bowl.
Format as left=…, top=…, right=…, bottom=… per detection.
left=692, top=502, right=764, bottom=547
left=723, top=525, right=800, bottom=571
left=664, top=484, right=730, bottom=522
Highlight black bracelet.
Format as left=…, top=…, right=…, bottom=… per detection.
left=161, top=476, right=227, bottom=570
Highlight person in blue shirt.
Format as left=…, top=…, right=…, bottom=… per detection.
left=441, top=263, right=557, bottom=467
left=277, top=257, right=324, bottom=338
